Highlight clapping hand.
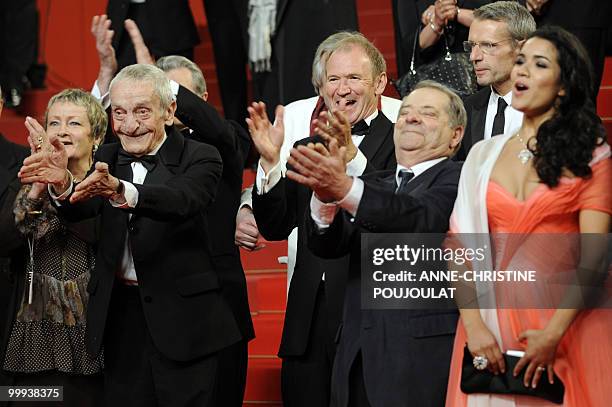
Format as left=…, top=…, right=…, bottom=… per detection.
left=70, top=162, right=121, bottom=203
left=434, top=0, right=458, bottom=25
left=286, top=138, right=352, bottom=203
left=124, top=19, right=155, bottom=65
left=312, top=110, right=357, bottom=164
left=246, top=102, right=285, bottom=173
left=19, top=119, right=70, bottom=194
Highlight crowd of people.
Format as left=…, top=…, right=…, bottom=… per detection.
left=0, top=1, right=610, bottom=406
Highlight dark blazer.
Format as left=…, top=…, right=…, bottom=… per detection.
left=305, top=159, right=462, bottom=407
left=174, top=85, right=254, bottom=341
left=106, top=0, right=199, bottom=58
left=0, top=136, right=28, bottom=396
left=456, top=86, right=490, bottom=161
left=56, top=128, right=241, bottom=361
left=255, top=0, right=358, bottom=117
left=252, top=113, right=396, bottom=358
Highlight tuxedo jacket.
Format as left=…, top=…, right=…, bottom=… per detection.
left=106, top=0, right=199, bottom=57
left=0, top=135, right=28, bottom=394
left=456, top=86, right=491, bottom=161
left=252, top=113, right=396, bottom=358
left=56, top=128, right=241, bottom=361
left=305, top=159, right=461, bottom=407
left=174, top=85, right=254, bottom=341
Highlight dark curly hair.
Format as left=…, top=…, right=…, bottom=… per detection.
left=525, top=26, right=606, bottom=187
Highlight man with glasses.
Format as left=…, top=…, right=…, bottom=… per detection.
left=456, top=1, right=535, bottom=160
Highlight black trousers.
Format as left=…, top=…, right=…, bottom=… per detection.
left=104, top=284, right=218, bottom=407
left=347, top=352, right=372, bottom=407
left=211, top=338, right=248, bottom=407
left=281, top=283, right=337, bottom=407
left=115, top=3, right=193, bottom=69
left=202, top=0, right=249, bottom=125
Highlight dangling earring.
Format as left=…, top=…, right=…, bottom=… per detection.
left=93, top=144, right=99, bottom=153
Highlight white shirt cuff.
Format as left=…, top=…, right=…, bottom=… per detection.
left=91, top=80, right=110, bottom=109
left=337, top=177, right=363, bottom=217
left=310, top=194, right=339, bottom=230
left=346, top=149, right=367, bottom=177
left=239, top=187, right=253, bottom=210
left=110, top=180, right=138, bottom=208
left=255, top=160, right=283, bottom=194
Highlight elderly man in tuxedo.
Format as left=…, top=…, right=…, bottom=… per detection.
left=18, top=64, right=240, bottom=407
left=91, top=18, right=254, bottom=404
left=287, top=80, right=465, bottom=406
left=246, top=31, right=400, bottom=407
left=457, top=1, right=535, bottom=160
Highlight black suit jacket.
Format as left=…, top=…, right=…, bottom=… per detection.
left=106, top=0, right=199, bottom=57
left=56, top=128, right=241, bottom=361
left=456, top=86, right=490, bottom=161
left=305, top=159, right=461, bottom=407
left=0, top=135, right=28, bottom=396
left=174, top=85, right=254, bottom=341
left=256, top=0, right=358, bottom=116
left=253, top=113, right=396, bottom=358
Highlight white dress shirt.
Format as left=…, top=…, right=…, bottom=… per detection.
left=310, top=157, right=448, bottom=229
left=50, top=136, right=167, bottom=285
left=484, top=88, right=523, bottom=139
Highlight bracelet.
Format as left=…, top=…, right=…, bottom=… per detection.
left=429, top=21, right=443, bottom=35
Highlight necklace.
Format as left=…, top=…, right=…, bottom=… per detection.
left=515, top=133, right=534, bottom=164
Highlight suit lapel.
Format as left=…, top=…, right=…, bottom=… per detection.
left=469, top=88, right=490, bottom=148
left=404, top=160, right=449, bottom=195
left=358, top=112, right=393, bottom=162
left=144, top=126, right=184, bottom=186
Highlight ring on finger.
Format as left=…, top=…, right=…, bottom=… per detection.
left=537, top=366, right=546, bottom=372
left=473, top=355, right=488, bottom=371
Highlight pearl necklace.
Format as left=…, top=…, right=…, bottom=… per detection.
left=515, top=133, right=534, bottom=164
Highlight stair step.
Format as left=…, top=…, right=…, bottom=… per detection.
left=249, top=314, right=284, bottom=355
left=596, top=86, right=612, bottom=117
left=244, top=357, right=282, bottom=403
left=241, top=240, right=288, bottom=272
left=246, top=272, right=287, bottom=313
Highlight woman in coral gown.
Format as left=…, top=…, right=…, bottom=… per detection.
left=445, top=26, right=612, bottom=406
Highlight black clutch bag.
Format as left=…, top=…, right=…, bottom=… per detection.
left=460, top=346, right=565, bottom=404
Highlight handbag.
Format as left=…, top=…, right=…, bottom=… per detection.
left=460, top=346, right=565, bottom=404
left=393, top=15, right=478, bottom=99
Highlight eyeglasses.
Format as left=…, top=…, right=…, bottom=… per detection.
left=463, top=39, right=514, bottom=54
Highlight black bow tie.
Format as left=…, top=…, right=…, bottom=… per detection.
left=351, top=120, right=370, bottom=136
left=117, top=148, right=157, bottom=171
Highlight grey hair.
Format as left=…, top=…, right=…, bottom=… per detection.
left=156, top=55, right=207, bottom=97
left=413, top=80, right=467, bottom=129
left=474, top=1, right=536, bottom=43
left=110, top=64, right=174, bottom=110
left=311, top=31, right=386, bottom=93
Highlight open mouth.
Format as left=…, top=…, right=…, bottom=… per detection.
left=336, top=99, right=357, bottom=110
left=514, top=81, right=529, bottom=94
left=60, top=140, right=73, bottom=146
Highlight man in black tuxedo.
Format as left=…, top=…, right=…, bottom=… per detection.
left=286, top=81, right=466, bottom=407
left=19, top=64, right=241, bottom=406
left=249, top=32, right=397, bottom=407
left=0, top=90, right=29, bottom=403
left=92, top=20, right=255, bottom=403
left=106, top=0, right=199, bottom=69
left=457, top=1, right=535, bottom=160
left=156, top=55, right=254, bottom=407
left=91, top=24, right=254, bottom=406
